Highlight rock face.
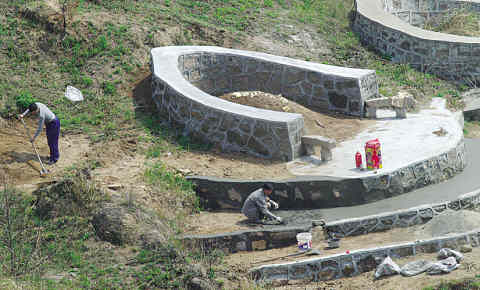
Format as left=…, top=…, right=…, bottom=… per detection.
left=92, top=204, right=138, bottom=245
left=151, top=46, right=378, bottom=161
left=92, top=203, right=171, bottom=247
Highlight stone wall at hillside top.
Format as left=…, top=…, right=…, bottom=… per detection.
left=353, top=0, right=480, bottom=83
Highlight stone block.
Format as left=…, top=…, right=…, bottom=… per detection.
left=318, top=267, right=338, bottom=281
left=236, top=241, right=247, bottom=251
left=342, top=262, right=356, bottom=277
left=307, top=71, right=323, bottom=84
left=390, top=246, right=414, bottom=257
left=252, top=240, right=267, bottom=250
left=320, top=148, right=333, bottom=161
left=284, top=68, right=305, bottom=84
left=440, top=239, right=458, bottom=249
left=328, top=92, right=348, bottom=109
left=415, top=242, right=440, bottom=253
left=356, top=255, right=377, bottom=272
left=365, top=106, right=377, bottom=118
left=262, top=265, right=288, bottom=280
left=301, top=135, right=336, bottom=149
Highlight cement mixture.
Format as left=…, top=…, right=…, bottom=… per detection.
left=414, top=210, right=480, bottom=239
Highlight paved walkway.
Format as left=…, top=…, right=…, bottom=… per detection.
left=278, top=138, right=480, bottom=226
left=287, top=98, right=463, bottom=178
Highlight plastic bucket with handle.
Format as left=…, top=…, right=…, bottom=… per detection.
left=296, top=232, right=312, bottom=251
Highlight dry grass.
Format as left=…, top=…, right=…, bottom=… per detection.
left=424, top=8, right=480, bottom=37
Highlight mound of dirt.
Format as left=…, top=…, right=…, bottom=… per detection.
left=414, top=210, right=480, bottom=239
left=219, top=91, right=374, bottom=143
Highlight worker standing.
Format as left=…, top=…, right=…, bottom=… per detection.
left=19, top=102, right=60, bottom=165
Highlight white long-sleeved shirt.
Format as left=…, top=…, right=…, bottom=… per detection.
left=22, top=102, right=56, bottom=140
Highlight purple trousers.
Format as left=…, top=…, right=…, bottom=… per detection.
left=46, top=118, right=60, bottom=162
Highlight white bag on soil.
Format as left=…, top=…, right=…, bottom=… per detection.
left=438, top=248, right=464, bottom=263
left=400, top=260, right=433, bottom=277
left=65, top=86, right=84, bottom=102
left=374, top=256, right=401, bottom=279
left=427, top=256, right=459, bottom=275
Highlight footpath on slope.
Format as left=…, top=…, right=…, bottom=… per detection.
left=186, top=138, right=480, bottom=235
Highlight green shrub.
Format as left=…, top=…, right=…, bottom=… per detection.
left=15, top=91, right=36, bottom=112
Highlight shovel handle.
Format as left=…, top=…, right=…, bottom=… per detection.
left=20, top=118, right=48, bottom=174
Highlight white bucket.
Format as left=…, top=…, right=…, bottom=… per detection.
left=296, top=232, right=312, bottom=251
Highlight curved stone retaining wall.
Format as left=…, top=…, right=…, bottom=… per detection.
left=183, top=225, right=311, bottom=254
left=251, top=228, right=480, bottom=282
left=188, top=139, right=465, bottom=210
left=384, top=0, right=480, bottom=27
left=151, top=46, right=377, bottom=161
left=325, top=188, right=480, bottom=237
left=184, top=180, right=478, bottom=255
left=353, top=0, right=480, bottom=82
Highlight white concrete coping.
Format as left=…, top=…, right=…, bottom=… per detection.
left=150, top=46, right=376, bottom=123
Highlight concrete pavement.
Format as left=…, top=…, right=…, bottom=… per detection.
left=277, top=138, right=480, bottom=225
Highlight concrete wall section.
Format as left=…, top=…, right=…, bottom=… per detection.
left=251, top=229, right=480, bottom=282
left=353, top=0, right=480, bottom=82
left=183, top=225, right=311, bottom=254
left=151, top=46, right=377, bottom=161
left=187, top=139, right=465, bottom=210
left=325, top=188, right=480, bottom=237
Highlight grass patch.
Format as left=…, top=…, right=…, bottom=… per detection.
left=423, top=277, right=480, bottom=290
left=424, top=8, right=480, bottom=37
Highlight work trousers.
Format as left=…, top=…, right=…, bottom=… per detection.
left=46, top=118, right=60, bottom=162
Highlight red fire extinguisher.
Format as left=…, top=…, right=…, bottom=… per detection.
left=355, top=151, right=362, bottom=169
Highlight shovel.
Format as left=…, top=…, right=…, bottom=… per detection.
left=20, top=118, right=48, bottom=176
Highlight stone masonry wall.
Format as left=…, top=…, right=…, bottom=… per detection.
left=183, top=225, right=311, bottom=254
left=325, top=188, right=480, bottom=238
left=151, top=46, right=377, bottom=161
left=179, top=53, right=376, bottom=114
left=251, top=229, right=480, bottom=282
left=151, top=60, right=304, bottom=162
left=183, top=180, right=478, bottom=255
left=188, top=139, right=465, bottom=210
left=384, top=0, right=480, bottom=27
left=353, top=0, right=480, bottom=82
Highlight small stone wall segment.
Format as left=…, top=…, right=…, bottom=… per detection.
left=183, top=226, right=311, bottom=254
left=462, top=89, right=480, bottom=121
left=325, top=188, right=480, bottom=238
left=250, top=228, right=480, bottom=282
left=151, top=46, right=377, bottom=161
left=353, top=0, right=480, bottom=82
left=187, top=139, right=466, bottom=210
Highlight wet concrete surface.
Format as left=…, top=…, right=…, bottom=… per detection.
left=275, top=138, right=480, bottom=226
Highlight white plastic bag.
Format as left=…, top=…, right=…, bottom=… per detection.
left=65, top=86, right=84, bottom=102
left=374, top=256, right=401, bottom=279
left=400, top=260, right=433, bottom=277
left=438, top=248, right=463, bottom=263
left=427, top=256, right=458, bottom=275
